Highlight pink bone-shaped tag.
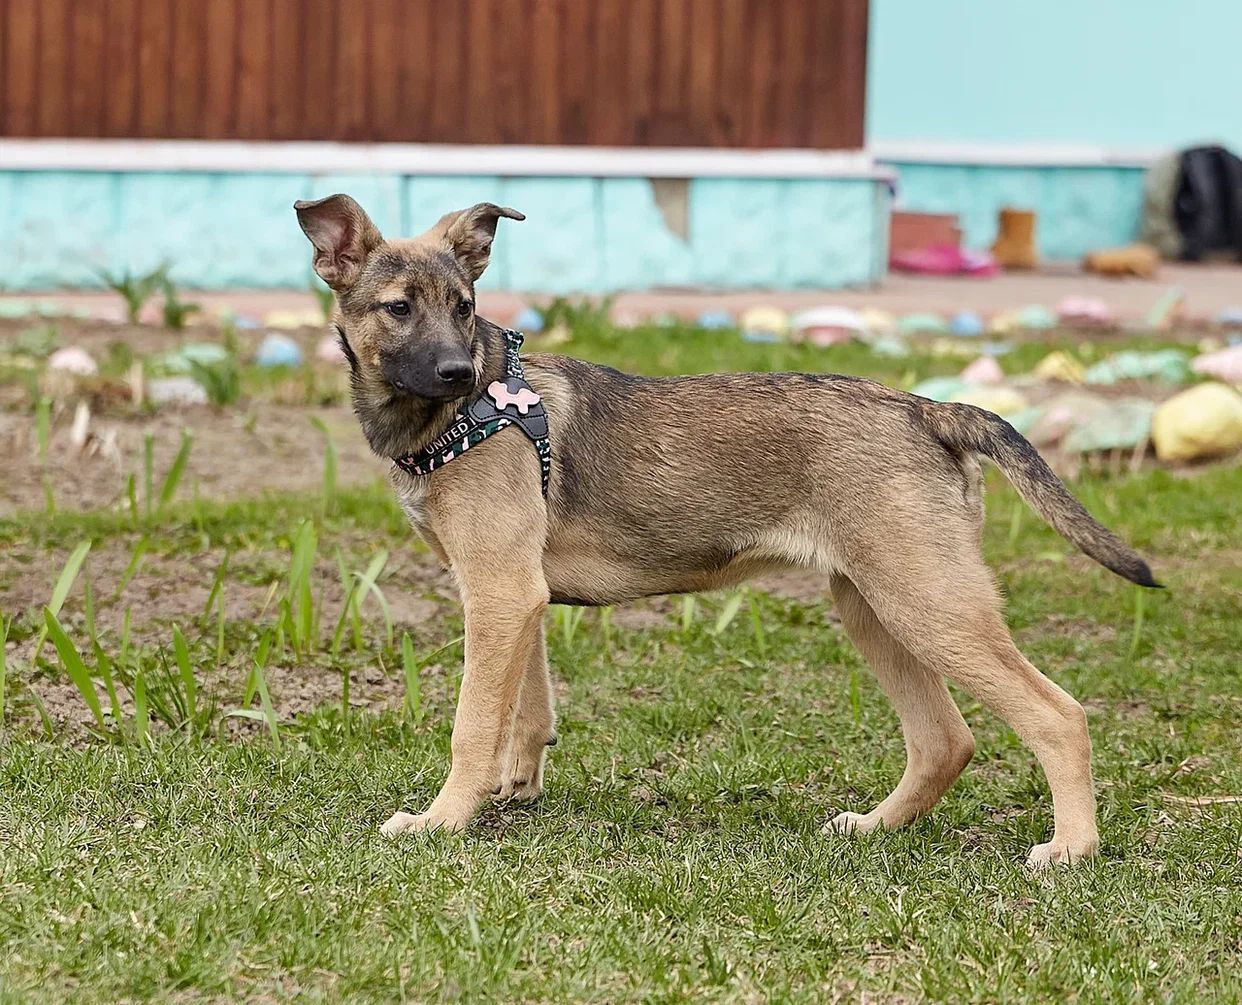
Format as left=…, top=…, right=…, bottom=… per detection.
left=488, top=381, right=541, bottom=415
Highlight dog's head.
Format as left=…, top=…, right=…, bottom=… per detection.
left=294, top=194, right=524, bottom=410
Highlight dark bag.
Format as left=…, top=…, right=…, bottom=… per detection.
left=1175, top=145, right=1242, bottom=261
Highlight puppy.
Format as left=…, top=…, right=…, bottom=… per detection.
left=295, top=195, right=1158, bottom=866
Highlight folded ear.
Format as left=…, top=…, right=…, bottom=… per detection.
left=430, top=203, right=525, bottom=281
left=293, top=194, right=383, bottom=291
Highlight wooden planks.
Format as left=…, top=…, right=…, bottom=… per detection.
left=0, top=0, right=868, bottom=149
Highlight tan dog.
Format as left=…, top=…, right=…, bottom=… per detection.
left=295, top=195, right=1159, bottom=866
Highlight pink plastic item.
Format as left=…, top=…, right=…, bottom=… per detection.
left=960, top=356, right=1004, bottom=385
left=890, top=244, right=999, bottom=277
left=1191, top=345, right=1242, bottom=384
left=1058, top=296, right=1114, bottom=326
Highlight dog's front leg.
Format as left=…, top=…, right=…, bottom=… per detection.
left=382, top=571, right=548, bottom=835
left=497, top=623, right=556, bottom=801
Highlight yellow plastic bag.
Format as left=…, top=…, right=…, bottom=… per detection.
left=1151, top=382, right=1242, bottom=462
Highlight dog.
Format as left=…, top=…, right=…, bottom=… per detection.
left=294, top=194, right=1159, bottom=866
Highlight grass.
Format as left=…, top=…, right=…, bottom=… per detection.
left=0, top=320, right=1239, bottom=1001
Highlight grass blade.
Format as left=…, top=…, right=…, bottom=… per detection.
left=31, top=540, right=91, bottom=663
left=133, top=666, right=149, bottom=745
left=401, top=632, right=423, bottom=724
left=353, top=550, right=393, bottom=649
left=171, top=624, right=198, bottom=727
left=681, top=595, right=697, bottom=634
left=157, top=430, right=193, bottom=513
left=1129, top=587, right=1147, bottom=660
left=712, top=592, right=744, bottom=635
left=143, top=433, right=154, bottom=519
left=34, top=396, right=51, bottom=462
left=201, top=552, right=230, bottom=625
left=114, top=535, right=149, bottom=599
left=0, top=615, right=8, bottom=729
left=28, top=690, right=54, bottom=740
left=311, top=417, right=338, bottom=514
left=44, top=608, right=106, bottom=731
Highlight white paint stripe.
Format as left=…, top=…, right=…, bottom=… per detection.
left=869, top=139, right=1171, bottom=168
left=0, top=139, right=893, bottom=179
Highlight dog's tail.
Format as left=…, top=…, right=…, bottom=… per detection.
left=919, top=399, right=1160, bottom=587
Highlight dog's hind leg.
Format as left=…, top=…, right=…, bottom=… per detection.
left=497, top=624, right=557, bottom=801
left=846, top=556, right=1099, bottom=867
left=826, top=573, right=975, bottom=834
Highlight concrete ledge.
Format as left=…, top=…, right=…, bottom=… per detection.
left=0, top=139, right=895, bottom=181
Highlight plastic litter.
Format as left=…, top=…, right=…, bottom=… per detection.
left=1152, top=383, right=1242, bottom=462
left=513, top=306, right=545, bottom=333
left=47, top=346, right=98, bottom=376
left=960, top=356, right=1004, bottom=385
left=792, top=307, right=864, bottom=347
left=149, top=376, right=209, bottom=406
left=1062, top=400, right=1154, bottom=454
left=1143, top=288, right=1185, bottom=330
left=265, top=308, right=325, bottom=330
left=1006, top=406, right=1045, bottom=436
left=739, top=306, right=790, bottom=338
left=869, top=334, right=910, bottom=358
left=859, top=308, right=896, bottom=336
left=1057, top=296, right=1114, bottom=326
left=162, top=342, right=229, bottom=373
left=1026, top=391, right=1109, bottom=447
left=255, top=333, right=303, bottom=368
left=898, top=313, right=949, bottom=335
left=890, top=245, right=998, bottom=276
left=949, top=386, right=1029, bottom=416
left=696, top=309, right=735, bottom=330
left=949, top=311, right=986, bottom=337
left=1191, top=345, right=1242, bottom=384
left=1217, top=306, right=1242, bottom=329
left=1084, top=349, right=1190, bottom=386
left=909, top=376, right=967, bottom=402
left=990, top=305, right=1056, bottom=334
left=1032, top=350, right=1085, bottom=383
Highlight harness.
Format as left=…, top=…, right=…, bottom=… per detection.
left=392, top=329, right=552, bottom=496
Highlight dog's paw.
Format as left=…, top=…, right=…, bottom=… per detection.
left=495, top=734, right=553, bottom=802
left=379, top=810, right=469, bottom=836
left=824, top=810, right=885, bottom=836
left=1026, top=834, right=1099, bottom=868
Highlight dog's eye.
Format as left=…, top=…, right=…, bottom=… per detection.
left=456, top=299, right=473, bottom=319
left=384, top=301, right=410, bottom=318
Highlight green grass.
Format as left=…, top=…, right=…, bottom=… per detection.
left=0, top=321, right=1239, bottom=1001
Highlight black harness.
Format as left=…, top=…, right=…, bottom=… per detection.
left=392, top=329, right=552, bottom=496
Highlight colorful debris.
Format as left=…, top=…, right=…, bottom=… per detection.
left=1152, top=383, right=1242, bottom=462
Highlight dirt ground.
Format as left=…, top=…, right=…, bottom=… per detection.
left=5, top=260, right=1241, bottom=323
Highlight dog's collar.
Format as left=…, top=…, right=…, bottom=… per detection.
left=392, top=329, right=552, bottom=496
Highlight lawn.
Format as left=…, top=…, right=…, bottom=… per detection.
left=1, top=314, right=1240, bottom=1002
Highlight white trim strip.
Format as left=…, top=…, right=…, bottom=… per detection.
left=0, top=139, right=893, bottom=179
left=869, top=139, right=1171, bottom=169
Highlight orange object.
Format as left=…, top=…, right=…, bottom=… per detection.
left=991, top=208, right=1039, bottom=270
left=1082, top=243, right=1160, bottom=279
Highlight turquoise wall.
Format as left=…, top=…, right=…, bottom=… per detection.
left=886, top=163, right=1145, bottom=259
left=869, top=0, right=1242, bottom=151
left=0, top=171, right=888, bottom=292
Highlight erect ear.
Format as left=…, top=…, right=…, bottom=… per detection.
left=293, top=194, right=383, bottom=291
left=429, top=203, right=525, bottom=281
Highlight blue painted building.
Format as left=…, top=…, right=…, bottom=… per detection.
left=2, top=1, right=1235, bottom=292
left=869, top=0, right=1242, bottom=259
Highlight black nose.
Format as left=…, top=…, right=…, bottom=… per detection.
left=435, top=359, right=474, bottom=384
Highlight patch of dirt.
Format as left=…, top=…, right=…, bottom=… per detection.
left=0, top=401, right=384, bottom=517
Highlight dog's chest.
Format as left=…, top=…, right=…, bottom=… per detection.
left=392, top=473, right=431, bottom=532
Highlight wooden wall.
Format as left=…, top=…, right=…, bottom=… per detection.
left=0, top=0, right=868, bottom=148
